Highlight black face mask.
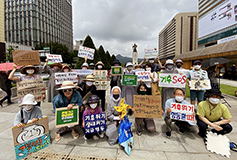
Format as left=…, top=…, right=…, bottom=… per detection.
left=176, top=64, right=182, bottom=68
left=113, top=94, right=119, bottom=100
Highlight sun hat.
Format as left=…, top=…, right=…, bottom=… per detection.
left=112, top=59, right=121, bottom=66
left=95, top=61, right=104, bottom=66
left=62, top=64, right=71, bottom=71
left=49, top=62, right=62, bottom=68
left=81, top=62, right=89, bottom=68
left=194, top=60, right=202, bottom=65
left=56, top=81, right=75, bottom=90
left=206, top=89, right=224, bottom=98
left=87, top=95, right=99, bottom=104
left=89, top=63, right=95, bottom=66
left=165, top=59, right=174, bottom=66
left=175, top=59, right=183, bottom=64
left=20, top=65, right=39, bottom=74
left=83, top=74, right=95, bottom=82
left=19, top=94, right=37, bottom=106
left=126, top=62, right=133, bottom=67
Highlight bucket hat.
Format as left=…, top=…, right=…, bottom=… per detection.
left=19, top=94, right=37, bottom=106
left=56, top=81, right=75, bottom=90
left=20, top=65, right=39, bottom=74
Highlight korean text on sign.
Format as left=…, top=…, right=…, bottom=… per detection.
left=84, top=113, right=106, bottom=134
left=170, top=103, right=195, bottom=123
left=46, top=54, right=63, bottom=63
left=78, top=46, right=95, bottom=60
left=159, top=73, right=186, bottom=88
left=135, top=71, right=151, bottom=82
left=55, top=72, right=77, bottom=85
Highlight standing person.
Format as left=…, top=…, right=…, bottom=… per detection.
left=230, top=63, right=236, bottom=80
left=206, top=65, right=218, bottom=89
left=78, top=62, right=89, bottom=84
left=89, top=63, right=95, bottom=70
left=62, top=65, right=71, bottom=72
left=43, top=59, right=62, bottom=103
left=187, top=60, right=208, bottom=106
left=0, top=71, right=13, bottom=107
left=135, top=83, right=156, bottom=136
left=140, top=56, right=162, bottom=72
left=161, top=59, right=179, bottom=110
left=175, top=59, right=189, bottom=95
left=196, top=89, right=232, bottom=138
left=164, top=88, right=198, bottom=138
left=110, top=59, right=122, bottom=89
left=53, top=81, right=83, bottom=141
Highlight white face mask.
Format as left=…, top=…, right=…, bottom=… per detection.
left=82, top=67, right=88, bottom=70
left=194, top=65, right=201, bottom=70
left=86, top=81, right=93, bottom=86
left=98, top=65, right=102, bottom=69
left=209, top=98, right=220, bottom=105
left=127, top=67, right=133, bottom=71
left=23, top=105, right=33, bottom=112
left=26, top=69, right=35, bottom=74
left=90, top=103, right=97, bottom=109
left=175, top=96, right=184, bottom=102
left=64, top=69, right=69, bottom=72
left=149, top=60, right=154, bottom=63
left=146, top=68, right=151, bottom=72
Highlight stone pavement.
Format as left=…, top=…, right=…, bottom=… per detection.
left=1, top=84, right=237, bottom=160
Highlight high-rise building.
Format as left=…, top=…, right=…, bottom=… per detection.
left=0, top=0, right=5, bottom=61
left=4, top=0, right=73, bottom=51
left=159, top=12, right=198, bottom=60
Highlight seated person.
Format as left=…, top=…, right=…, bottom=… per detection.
left=197, top=89, right=232, bottom=138
left=14, top=94, right=42, bottom=127
left=53, top=81, right=83, bottom=141
left=164, top=88, right=198, bottom=138
left=82, top=95, right=104, bottom=140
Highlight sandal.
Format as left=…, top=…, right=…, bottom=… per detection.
left=55, top=134, right=61, bottom=141
left=71, top=130, right=79, bottom=139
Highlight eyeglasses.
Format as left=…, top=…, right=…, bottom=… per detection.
left=63, top=89, right=73, bottom=93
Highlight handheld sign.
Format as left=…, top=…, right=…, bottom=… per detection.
left=133, top=95, right=162, bottom=118
left=135, top=71, right=151, bottom=82
left=93, top=70, right=108, bottom=80
left=144, top=48, right=158, bottom=59
left=122, top=75, right=137, bottom=86
left=159, top=73, right=187, bottom=88
left=71, top=69, right=93, bottom=76
left=55, top=106, right=79, bottom=128
left=12, top=117, right=50, bottom=160
left=111, top=66, right=122, bottom=75
left=94, top=80, right=108, bottom=90
left=46, top=54, right=63, bottom=63
left=189, top=79, right=211, bottom=90
left=78, top=46, right=95, bottom=60
left=54, top=72, right=77, bottom=85
left=84, top=113, right=106, bottom=134
left=170, top=103, right=195, bottom=123
left=12, top=50, right=40, bottom=66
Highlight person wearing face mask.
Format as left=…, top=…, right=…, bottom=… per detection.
left=140, top=56, right=163, bottom=72
left=164, top=88, right=198, bottom=138
left=161, top=59, right=179, bottom=110
left=77, top=62, right=90, bottom=84
left=175, top=59, right=189, bottom=95
left=196, top=89, right=232, bottom=138
left=14, top=94, right=42, bottom=127
left=187, top=60, right=208, bottom=106
left=62, top=65, right=71, bottom=72
left=82, top=95, right=104, bottom=140
left=89, top=63, right=95, bottom=70
left=106, top=86, right=125, bottom=145
left=110, top=59, right=122, bottom=89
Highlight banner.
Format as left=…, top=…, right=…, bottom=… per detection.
left=12, top=50, right=40, bottom=66
left=46, top=54, right=63, bottom=63
left=170, top=103, right=195, bottom=123
left=71, top=69, right=93, bottom=76
left=144, top=48, right=158, bottom=59
left=94, top=80, right=108, bottom=90
left=54, top=72, right=77, bottom=85
left=135, top=71, right=151, bottom=82
left=122, top=75, right=137, bottom=86
left=159, top=73, right=186, bottom=88
left=133, top=95, right=162, bottom=118
left=189, top=79, right=211, bottom=90
left=78, top=46, right=95, bottom=60
left=55, top=106, right=79, bottom=128
left=12, top=117, right=50, bottom=160
left=84, top=113, right=106, bottom=134
left=111, top=66, right=122, bottom=75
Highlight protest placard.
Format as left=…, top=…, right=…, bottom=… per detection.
left=17, top=79, right=44, bottom=90
left=133, top=95, right=162, bottom=118
left=12, top=117, right=50, bottom=160
left=93, top=70, right=108, bottom=80
left=84, top=113, right=106, bottom=134
left=144, top=48, right=158, bottom=59
left=12, top=50, right=40, bottom=66
left=159, top=73, right=187, bottom=88
left=55, top=106, right=79, bottom=128
left=94, top=80, right=108, bottom=90
left=78, top=46, right=95, bottom=60
left=190, top=79, right=211, bottom=90
left=46, top=54, right=63, bottom=63
left=111, top=66, right=122, bottom=75
left=71, top=69, right=93, bottom=76
left=135, top=71, right=151, bottom=82
left=122, top=75, right=137, bottom=86
left=170, top=103, right=195, bottom=123
left=54, top=72, right=77, bottom=85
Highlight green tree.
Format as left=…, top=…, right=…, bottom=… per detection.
left=98, top=45, right=111, bottom=69
left=5, top=47, right=14, bottom=62
left=111, top=54, right=116, bottom=64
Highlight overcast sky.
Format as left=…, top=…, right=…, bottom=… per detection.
left=73, top=0, right=198, bottom=58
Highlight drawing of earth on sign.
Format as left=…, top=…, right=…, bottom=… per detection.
left=16, top=124, right=45, bottom=144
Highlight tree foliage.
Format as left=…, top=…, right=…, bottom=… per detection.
left=5, top=46, right=14, bottom=62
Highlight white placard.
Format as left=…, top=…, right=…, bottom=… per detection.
left=170, top=103, right=195, bottom=123
left=135, top=71, right=151, bottom=82
left=189, top=79, right=211, bottom=90
left=144, top=48, right=158, bottom=59
left=55, top=72, right=77, bottom=85
left=78, top=46, right=95, bottom=60
left=46, top=54, right=63, bottom=63
left=71, top=69, right=93, bottom=75
left=159, top=73, right=187, bottom=88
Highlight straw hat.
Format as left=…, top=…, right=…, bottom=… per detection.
left=20, top=65, right=39, bottom=74
left=83, top=74, right=95, bottom=82
left=95, top=61, right=104, bottom=66
left=19, top=94, right=37, bottom=106
left=62, top=64, right=71, bottom=71
left=56, top=81, right=76, bottom=90
left=49, top=62, right=62, bottom=68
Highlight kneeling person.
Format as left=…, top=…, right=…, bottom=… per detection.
left=164, top=88, right=198, bottom=138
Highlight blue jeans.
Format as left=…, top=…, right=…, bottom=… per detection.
left=190, top=90, right=204, bottom=102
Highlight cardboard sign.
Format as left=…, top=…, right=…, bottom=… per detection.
left=190, top=79, right=211, bottom=90
left=133, top=95, right=162, bottom=118
left=84, top=113, right=106, bottom=134
left=144, top=48, right=158, bottom=59
left=170, top=103, right=195, bottom=123
left=55, top=106, right=79, bottom=128
left=12, top=117, right=50, bottom=160
left=135, top=71, right=151, bottom=82
left=46, top=54, right=63, bottom=63
left=17, top=79, right=44, bottom=91
left=12, top=50, right=40, bottom=65
left=159, top=73, right=187, bottom=88
left=78, top=46, right=95, bottom=60
left=94, top=80, right=108, bottom=90
left=71, top=69, right=93, bottom=76
left=111, top=66, right=122, bottom=75
left=54, top=72, right=77, bottom=85
left=122, top=75, right=137, bottom=86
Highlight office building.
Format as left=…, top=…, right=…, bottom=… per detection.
left=0, top=0, right=5, bottom=61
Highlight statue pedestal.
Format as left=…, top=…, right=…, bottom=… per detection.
left=132, top=51, right=138, bottom=65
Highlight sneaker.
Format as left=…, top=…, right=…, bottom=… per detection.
left=166, top=131, right=171, bottom=138
left=93, top=134, right=99, bottom=140
left=83, top=135, right=87, bottom=140
left=98, top=132, right=104, bottom=138
left=136, top=130, right=142, bottom=136
left=176, top=125, right=184, bottom=135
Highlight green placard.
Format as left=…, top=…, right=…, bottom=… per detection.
left=111, top=66, right=122, bottom=75
left=122, top=75, right=137, bottom=86
left=55, top=106, right=79, bottom=128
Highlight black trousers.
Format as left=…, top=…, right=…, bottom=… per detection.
left=0, top=89, right=12, bottom=104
